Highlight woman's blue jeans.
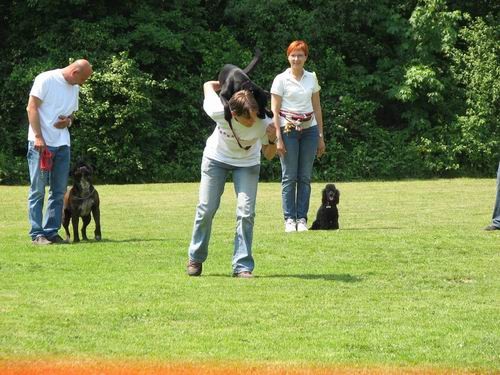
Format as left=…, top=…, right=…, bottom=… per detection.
left=492, top=161, right=500, bottom=228
left=279, top=126, right=319, bottom=221
left=27, top=141, right=70, bottom=240
left=188, top=157, right=260, bottom=273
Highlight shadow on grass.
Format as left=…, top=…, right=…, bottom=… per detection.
left=208, top=273, right=362, bottom=282
left=92, top=238, right=166, bottom=243
left=262, top=273, right=362, bottom=282
left=338, top=227, right=401, bottom=231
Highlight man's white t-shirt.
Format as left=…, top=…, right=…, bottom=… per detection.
left=203, top=91, right=272, bottom=167
left=28, top=69, right=80, bottom=147
left=270, top=68, right=321, bottom=127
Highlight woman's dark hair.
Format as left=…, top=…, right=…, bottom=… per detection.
left=229, top=90, right=258, bottom=118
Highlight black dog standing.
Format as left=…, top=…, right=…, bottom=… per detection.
left=217, top=49, right=273, bottom=148
left=62, top=162, right=102, bottom=242
left=310, top=184, right=340, bottom=230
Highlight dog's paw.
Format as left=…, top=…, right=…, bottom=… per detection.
left=95, top=235, right=102, bottom=241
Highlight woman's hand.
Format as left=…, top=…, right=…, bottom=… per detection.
left=276, top=138, right=286, bottom=157
left=203, top=81, right=221, bottom=98
left=317, top=136, right=326, bottom=158
left=265, top=124, right=277, bottom=141
left=204, top=80, right=220, bottom=91
left=271, top=93, right=286, bottom=157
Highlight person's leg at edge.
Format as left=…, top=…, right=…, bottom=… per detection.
left=27, top=141, right=46, bottom=240
left=492, top=161, right=500, bottom=228
left=296, top=126, right=319, bottom=222
left=232, top=164, right=260, bottom=274
left=280, top=128, right=299, bottom=221
left=188, top=157, right=228, bottom=264
left=44, top=145, right=70, bottom=239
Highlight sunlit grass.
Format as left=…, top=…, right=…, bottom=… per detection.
left=0, top=179, right=498, bottom=372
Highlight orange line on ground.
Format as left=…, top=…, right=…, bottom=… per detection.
left=0, top=360, right=476, bottom=375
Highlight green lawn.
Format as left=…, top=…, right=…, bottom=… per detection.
left=0, top=179, right=498, bottom=372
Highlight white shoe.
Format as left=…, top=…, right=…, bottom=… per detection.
left=285, top=218, right=296, bottom=233
left=297, top=218, right=308, bottom=232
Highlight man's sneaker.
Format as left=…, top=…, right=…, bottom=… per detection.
left=48, top=234, right=68, bottom=244
left=285, top=218, right=296, bottom=233
left=32, top=236, right=52, bottom=245
left=484, top=225, right=500, bottom=231
left=297, top=218, right=308, bottom=232
left=233, top=271, right=253, bottom=278
left=187, top=260, right=202, bottom=276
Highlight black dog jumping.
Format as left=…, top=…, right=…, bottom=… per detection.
left=62, top=161, right=102, bottom=242
left=217, top=49, right=272, bottom=148
left=310, top=184, right=340, bottom=230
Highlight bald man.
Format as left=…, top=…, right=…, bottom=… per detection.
left=26, top=59, right=93, bottom=245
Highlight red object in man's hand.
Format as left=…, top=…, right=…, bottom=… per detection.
left=39, top=148, right=53, bottom=171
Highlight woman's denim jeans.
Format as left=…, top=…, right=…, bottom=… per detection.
left=492, top=161, right=500, bottom=228
left=279, top=126, right=319, bottom=221
left=188, top=157, right=260, bottom=273
left=27, top=141, right=70, bottom=240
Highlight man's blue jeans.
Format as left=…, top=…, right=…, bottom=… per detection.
left=279, top=126, right=319, bottom=221
left=188, top=157, right=260, bottom=273
left=492, top=161, right=500, bottom=228
left=27, top=141, right=70, bottom=240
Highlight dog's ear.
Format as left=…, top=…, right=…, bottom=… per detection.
left=335, top=189, right=340, bottom=205
left=322, top=187, right=328, bottom=205
left=252, top=89, right=269, bottom=119
left=222, top=99, right=232, bottom=124
left=70, top=164, right=78, bottom=177
left=240, top=80, right=253, bottom=91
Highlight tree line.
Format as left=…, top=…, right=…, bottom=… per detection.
left=0, top=0, right=498, bottom=184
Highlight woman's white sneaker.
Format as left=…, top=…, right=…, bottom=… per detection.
left=285, top=218, right=297, bottom=233
left=297, top=218, right=308, bottom=232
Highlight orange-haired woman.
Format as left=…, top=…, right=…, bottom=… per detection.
left=271, top=40, right=325, bottom=232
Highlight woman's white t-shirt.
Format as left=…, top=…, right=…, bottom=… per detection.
left=203, top=91, right=271, bottom=167
left=270, top=68, right=321, bottom=127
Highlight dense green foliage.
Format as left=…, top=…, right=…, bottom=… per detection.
left=0, top=0, right=498, bottom=183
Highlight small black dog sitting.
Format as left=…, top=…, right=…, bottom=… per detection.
left=310, top=184, right=340, bottom=230
left=62, top=161, right=102, bottom=242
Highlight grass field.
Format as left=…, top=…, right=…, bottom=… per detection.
left=0, top=179, right=499, bottom=374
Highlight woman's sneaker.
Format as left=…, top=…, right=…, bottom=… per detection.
left=297, top=218, right=308, bottom=232
left=285, top=218, right=296, bottom=233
